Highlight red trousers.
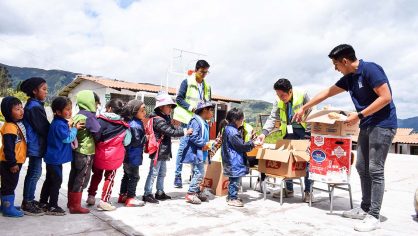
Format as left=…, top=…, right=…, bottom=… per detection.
left=87, top=166, right=117, bottom=202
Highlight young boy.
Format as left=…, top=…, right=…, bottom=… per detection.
left=182, top=101, right=214, bottom=204
left=0, top=96, right=26, bottom=217
left=143, top=92, right=192, bottom=204
left=20, top=77, right=49, bottom=216
left=68, top=90, right=101, bottom=214
left=221, top=108, right=255, bottom=207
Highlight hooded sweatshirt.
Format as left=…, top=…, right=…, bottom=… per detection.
left=72, top=90, right=101, bottom=155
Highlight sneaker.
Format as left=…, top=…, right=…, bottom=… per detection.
left=342, top=207, right=368, bottom=220
left=118, top=194, right=127, bottom=204
left=174, top=175, right=183, bottom=188
left=185, top=193, right=202, bottom=204
left=125, top=198, right=145, bottom=207
left=354, top=214, right=380, bottom=232
left=197, top=192, right=208, bottom=202
left=303, top=192, right=314, bottom=203
left=97, top=200, right=116, bottom=211
left=38, top=202, right=49, bottom=212
left=21, top=200, right=45, bottom=216
left=254, top=180, right=270, bottom=194
left=142, top=194, right=159, bottom=204
left=86, top=195, right=96, bottom=206
left=227, top=199, right=244, bottom=207
left=272, top=189, right=294, bottom=198
left=155, top=191, right=171, bottom=201
left=46, top=206, right=66, bottom=216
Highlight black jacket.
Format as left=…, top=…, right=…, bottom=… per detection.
left=149, top=110, right=184, bottom=161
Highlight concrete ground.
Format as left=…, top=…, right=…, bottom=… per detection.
left=1, top=141, right=417, bottom=236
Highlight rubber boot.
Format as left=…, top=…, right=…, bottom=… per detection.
left=68, top=192, right=90, bottom=214
left=1, top=195, right=24, bottom=217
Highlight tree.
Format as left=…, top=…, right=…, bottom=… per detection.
left=0, top=66, right=11, bottom=96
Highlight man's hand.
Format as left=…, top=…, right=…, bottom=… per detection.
left=10, top=165, right=20, bottom=173
left=257, top=134, right=266, bottom=144
left=292, top=107, right=305, bottom=123
left=345, top=112, right=360, bottom=126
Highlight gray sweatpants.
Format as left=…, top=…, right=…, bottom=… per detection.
left=356, top=126, right=396, bottom=218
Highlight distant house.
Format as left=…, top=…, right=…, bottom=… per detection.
left=58, top=75, right=242, bottom=139
left=352, top=128, right=418, bottom=155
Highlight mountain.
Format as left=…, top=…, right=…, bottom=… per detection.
left=232, top=99, right=272, bottom=124
left=397, top=116, right=418, bottom=132
left=0, top=63, right=78, bottom=97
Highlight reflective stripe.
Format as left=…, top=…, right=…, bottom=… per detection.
left=277, top=89, right=307, bottom=139
left=173, top=74, right=211, bottom=124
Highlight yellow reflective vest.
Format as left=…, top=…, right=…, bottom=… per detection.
left=277, top=89, right=307, bottom=139
left=173, top=74, right=211, bottom=124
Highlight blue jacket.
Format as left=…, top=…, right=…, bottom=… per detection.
left=181, top=115, right=209, bottom=164
left=124, top=118, right=145, bottom=166
left=221, top=124, right=254, bottom=177
left=23, top=98, right=50, bottom=157
left=44, top=116, right=77, bottom=165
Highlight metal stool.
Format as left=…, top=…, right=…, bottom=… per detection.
left=263, top=174, right=304, bottom=205
left=309, top=181, right=353, bottom=213
left=239, top=166, right=260, bottom=192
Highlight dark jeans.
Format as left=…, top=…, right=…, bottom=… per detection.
left=68, top=152, right=93, bottom=193
left=40, top=164, right=63, bottom=207
left=0, top=162, right=22, bottom=196
left=23, top=156, right=43, bottom=201
left=120, top=162, right=140, bottom=198
left=284, top=128, right=311, bottom=192
left=228, top=177, right=240, bottom=200
left=356, top=127, right=395, bottom=218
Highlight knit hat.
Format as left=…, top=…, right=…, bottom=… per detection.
left=195, top=101, right=215, bottom=114
left=19, top=77, right=46, bottom=97
left=1, top=96, right=22, bottom=122
left=154, top=91, right=176, bottom=111
left=121, top=99, right=143, bottom=120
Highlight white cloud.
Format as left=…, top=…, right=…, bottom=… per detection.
left=1, top=0, right=417, bottom=118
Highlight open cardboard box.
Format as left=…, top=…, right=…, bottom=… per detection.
left=306, top=109, right=359, bottom=136
left=202, top=160, right=229, bottom=196
left=256, top=140, right=310, bottom=178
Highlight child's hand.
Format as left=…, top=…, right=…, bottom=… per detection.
left=202, top=142, right=211, bottom=151
left=10, top=165, right=20, bottom=173
left=75, top=122, right=85, bottom=130
left=186, top=128, right=193, bottom=135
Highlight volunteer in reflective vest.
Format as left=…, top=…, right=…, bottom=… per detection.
left=173, top=60, right=212, bottom=188
left=293, top=44, right=397, bottom=232
left=257, top=78, right=312, bottom=202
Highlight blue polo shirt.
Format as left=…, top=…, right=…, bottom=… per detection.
left=335, top=59, right=397, bottom=129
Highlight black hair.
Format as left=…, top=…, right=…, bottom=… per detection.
left=218, top=119, right=228, bottom=133
left=121, top=99, right=144, bottom=120
left=273, top=78, right=292, bottom=93
left=195, top=60, right=210, bottom=71
left=105, top=98, right=124, bottom=115
left=226, top=108, right=244, bottom=124
left=19, top=77, right=46, bottom=98
left=93, top=92, right=101, bottom=105
left=51, top=96, right=72, bottom=113
left=328, top=44, right=357, bottom=61
left=1, top=96, right=22, bottom=122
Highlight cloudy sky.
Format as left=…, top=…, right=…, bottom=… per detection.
left=1, top=0, right=417, bottom=118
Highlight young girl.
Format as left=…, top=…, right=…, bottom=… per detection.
left=39, top=97, right=84, bottom=216
left=87, top=99, right=131, bottom=211
left=143, top=92, right=192, bottom=204
left=119, top=100, right=147, bottom=207
left=182, top=101, right=215, bottom=204
left=0, top=96, right=26, bottom=217
left=221, top=108, right=255, bottom=207
left=19, top=77, right=49, bottom=216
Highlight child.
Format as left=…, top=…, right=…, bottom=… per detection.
left=143, top=92, right=192, bottom=204
left=221, top=108, right=255, bottom=207
left=38, top=97, right=84, bottom=216
left=0, top=96, right=26, bottom=217
left=87, top=99, right=131, bottom=211
left=182, top=101, right=215, bottom=204
left=119, top=99, right=147, bottom=207
left=68, top=90, right=101, bottom=214
left=19, top=77, right=49, bottom=216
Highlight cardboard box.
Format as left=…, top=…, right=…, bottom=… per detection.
left=309, top=135, right=352, bottom=183
left=202, top=161, right=229, bottom=196
left=306, top=109, right=359, bottom=136
left=256, top=140, right=310, bottom=178
left=246, top=145, right=262, bottom=157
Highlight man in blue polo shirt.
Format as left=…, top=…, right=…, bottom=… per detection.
left=293, top=44, right=397, bottom=232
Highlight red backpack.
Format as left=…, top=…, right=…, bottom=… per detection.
left=144, top=116, right=164, bottom=166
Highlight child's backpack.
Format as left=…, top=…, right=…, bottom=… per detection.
left=144, top=116, right=164, bottom=166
